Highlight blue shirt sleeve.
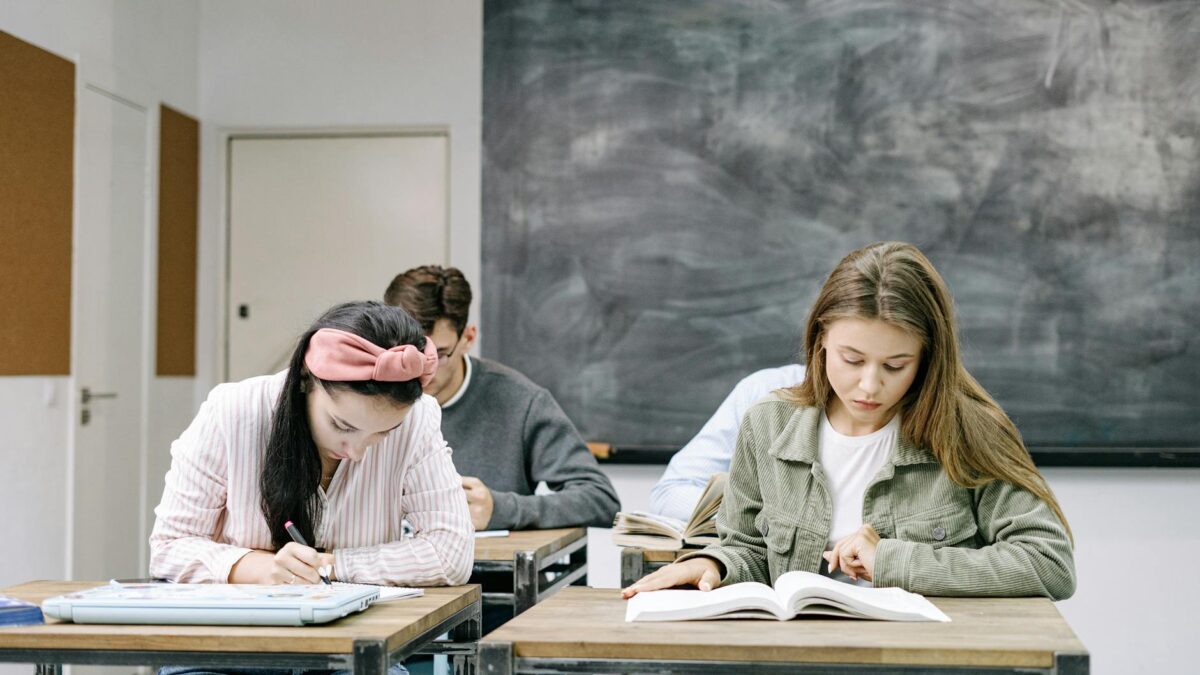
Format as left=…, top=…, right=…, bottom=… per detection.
left=649, top=364, right=806, bottom=521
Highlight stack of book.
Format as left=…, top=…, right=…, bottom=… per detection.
left=0, top=595, right=44, bottom=626
left=611, top=473, right=727, bottom=550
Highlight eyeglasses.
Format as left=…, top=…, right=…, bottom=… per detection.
left=436, top=335, right=464, bottom=365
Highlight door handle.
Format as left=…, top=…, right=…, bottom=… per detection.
left=80, top=387, right=118, bottom=424
left=81, top=388, right=119, bottom=405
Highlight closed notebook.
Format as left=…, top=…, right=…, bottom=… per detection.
left=625, top=570, right=950, bottom=622
left=0, top=595, right=44, bottom=626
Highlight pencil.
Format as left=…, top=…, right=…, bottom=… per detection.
left=283, top=520, right=332, bottom=585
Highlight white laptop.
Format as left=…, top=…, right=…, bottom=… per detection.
left=42, top=582, right=380, bottom=626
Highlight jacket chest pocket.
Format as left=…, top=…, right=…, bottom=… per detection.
left=765, top=519, right=797, bottom=566
left=895, top=505, right=979, bottom=549
left=762, top=516, right=824, bottom=579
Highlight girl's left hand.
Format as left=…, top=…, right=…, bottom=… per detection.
left=823, top=524, right=880, bottom=582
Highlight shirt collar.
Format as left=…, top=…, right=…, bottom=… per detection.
left=441, top=353, right=473, bottom=409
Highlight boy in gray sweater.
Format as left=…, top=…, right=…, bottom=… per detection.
left=384, top=265, right=620, bottom=531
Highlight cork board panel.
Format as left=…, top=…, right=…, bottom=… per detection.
left=0, top=31, right=75, bottom=376
left=155, top=105, right=199, bottom=376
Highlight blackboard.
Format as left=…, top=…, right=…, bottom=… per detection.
left=482, top=0, right=1200, bottom=466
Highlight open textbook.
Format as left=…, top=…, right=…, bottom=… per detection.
left=625, top=571, right=950, bottom=622
left=611, top=473, right=727, bottom=550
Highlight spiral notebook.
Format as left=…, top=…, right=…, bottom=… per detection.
left=41, top=581, right=420, bottom=626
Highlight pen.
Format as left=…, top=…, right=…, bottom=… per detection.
left=283, top=520, right=332, bottom=585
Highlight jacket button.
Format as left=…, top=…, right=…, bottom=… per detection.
left=932, top=526, right=946, bottom=541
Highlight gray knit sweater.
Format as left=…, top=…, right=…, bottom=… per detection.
left=440, top=356, right=620, bottom=530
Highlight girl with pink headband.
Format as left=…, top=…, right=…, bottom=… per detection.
left=149, top=301, right=473, bottom=602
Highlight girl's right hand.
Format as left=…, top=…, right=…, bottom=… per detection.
left=271, top=542, right=335, bottom=584
left=620, top=557, right=723, bottom=599
left=228, top=544, right=334, bottom=584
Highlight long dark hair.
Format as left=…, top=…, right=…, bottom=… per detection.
left=260, top=301, right=427, bottom=550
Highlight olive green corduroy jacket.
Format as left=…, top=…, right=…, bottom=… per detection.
left=678, top=395, right=1076, bottom=600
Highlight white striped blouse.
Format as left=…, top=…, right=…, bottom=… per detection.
left=149, top=372, right=474, bottom=586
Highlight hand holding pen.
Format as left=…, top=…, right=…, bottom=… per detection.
left=281, top=520, right=333, bottom=585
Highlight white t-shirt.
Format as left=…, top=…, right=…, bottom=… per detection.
left=818, top=411, right=898, bottom=585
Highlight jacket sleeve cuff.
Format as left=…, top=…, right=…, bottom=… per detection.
left=676, top=546, right=746, bottom=586
left=873, top=538, right=916, bottom=589
left=487, top=490, right=518, bottom=530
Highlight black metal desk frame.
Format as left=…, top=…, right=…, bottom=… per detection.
left=476, top=646, right=1090, bottom=675
left=474, top=534, right=588, bottom=616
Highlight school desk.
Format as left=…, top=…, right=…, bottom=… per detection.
left=478, top=587, right=1089, bottom=674
left=0, top=581, right=481, bottom=675
left=472, top=528, right=588, bottom=615
left=619, top=547, right=681, bottom=587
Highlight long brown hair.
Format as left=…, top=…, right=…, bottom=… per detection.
left=787, top=242, right=1071, bottom=540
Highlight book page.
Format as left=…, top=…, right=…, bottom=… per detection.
left=625, top=581, right=787, bottom=622
left=618, top=511, right=687, bottom=536
left=613, top=511, right=687, bottom=548
left=611, top=532, right=685, bottom=551
left=774, top=571, right=949, bottom=622
left=684, top=473, right=727, bottom=536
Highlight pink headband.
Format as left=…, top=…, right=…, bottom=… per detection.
left=304, top=328, right=438, bottom=387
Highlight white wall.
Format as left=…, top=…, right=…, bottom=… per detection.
left=0, top=0, right=198, bottom=111
left=0, top=381, right=70, bottom=588
left=0, top=0, right=201, bottom=570
left=598, top=466, right=1200, bottom=675
left=0, top=8, right=200, bottom=675
left=195, top=0, right=483, bottom=394
left=1046, top=468, right=1199, bottom=674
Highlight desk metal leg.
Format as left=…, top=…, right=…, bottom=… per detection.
left=568, top=544, right=588, bottom=586
left=1055, top=652, right=1090, bottom=674
left=450, top=601, right=483, bottom=675
left=620, top=548, right=644, bottom=588
left=353, top=638, right=388, bottom=675
left=512, top=551, right=537, bottom=615
left=35, top=665, right=61, bottom=675
left=477, top=641, right=512, bottom=675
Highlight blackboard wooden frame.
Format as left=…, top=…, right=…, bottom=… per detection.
left=591, top=445, right=1200, bottom=468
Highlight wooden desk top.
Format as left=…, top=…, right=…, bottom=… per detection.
left=0, top=581, right=479, bottom=655
left=481, top=587, right=1086, bottom=669
left=473, top=528, right=586, bottom=562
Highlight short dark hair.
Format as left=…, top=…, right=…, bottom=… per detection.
left=383, top=265, right=472, bottom=335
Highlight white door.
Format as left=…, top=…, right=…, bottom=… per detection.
left=69, top=84, right=150, bottom=582
left=227, top=134, right=449, bottom=380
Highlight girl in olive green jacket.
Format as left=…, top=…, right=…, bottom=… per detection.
left=623, top=242, right=1075, bottom=601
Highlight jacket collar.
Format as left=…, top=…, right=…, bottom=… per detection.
left=767, top=404, right=938, bottom=466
